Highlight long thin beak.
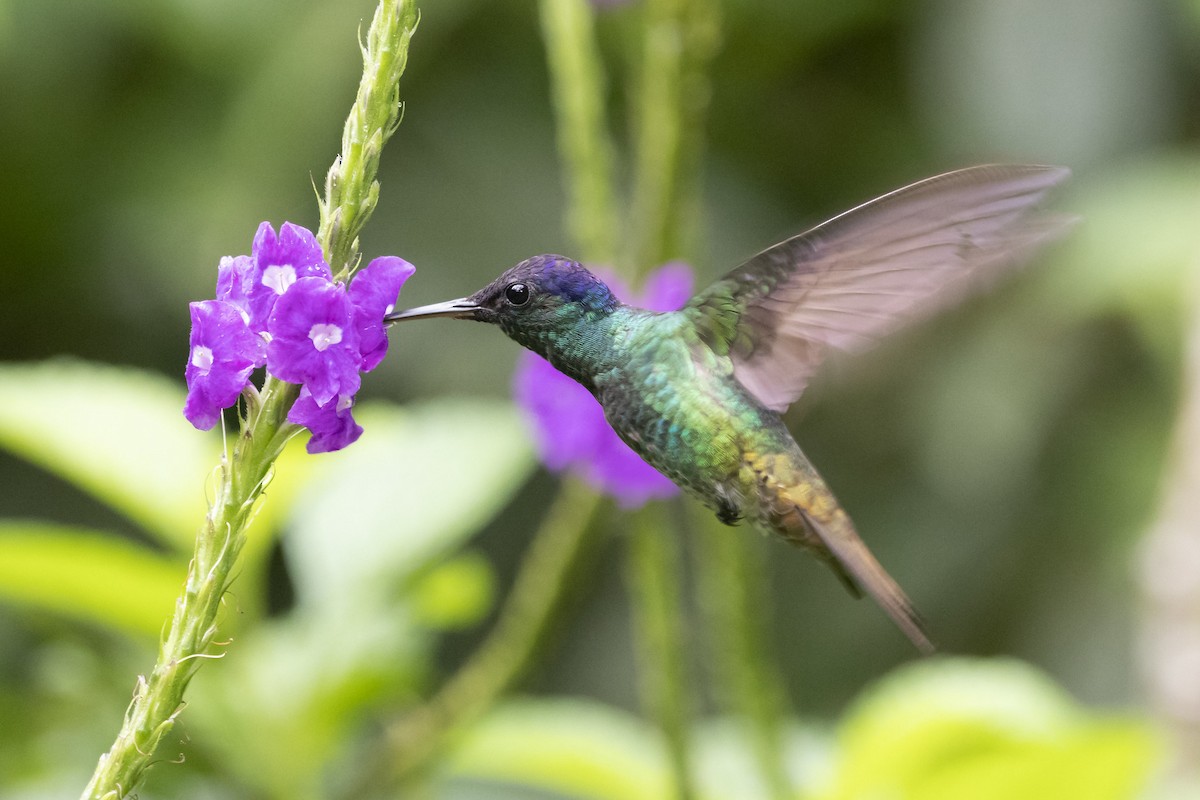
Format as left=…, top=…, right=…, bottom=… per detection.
left=384, top=297, right=480, bottom=323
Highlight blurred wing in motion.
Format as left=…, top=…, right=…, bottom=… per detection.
left=685, top=164, right=1074, bottom=412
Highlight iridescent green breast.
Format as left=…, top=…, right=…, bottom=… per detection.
left=592, top=309, right=793, bottom=511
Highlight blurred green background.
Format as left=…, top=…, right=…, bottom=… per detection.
left=1, top=0, right=1198, bottom=797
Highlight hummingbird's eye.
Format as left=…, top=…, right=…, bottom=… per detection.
left=504, top=282, right=531, bottom=306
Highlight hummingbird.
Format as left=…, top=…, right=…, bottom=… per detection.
left=386, top=164, right=1071, bottom=652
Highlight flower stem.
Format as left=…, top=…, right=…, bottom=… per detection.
left=80, top=378, right=298, bottom=800
left=376, top=478, right=605, bottom=787
left=320, top=0, right=419, bottom=279
left=537, top=0, right=620, bottom=266
left=627, top=503, right=695, bottom=800
left=80, top=2, right=417, bottom=796
left=628, top=0, right=720, bottom=272
left=692, top=511, right=794, bottom=800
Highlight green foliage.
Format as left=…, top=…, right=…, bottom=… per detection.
left=0, top=360, right=532, bottom=796
left=825, top=659, right=1159, bottom=800
left=167, top=399, right=533, bottom=797
left=447, top=699, right=672, bottom=800
left=438, top=660, right=1159, bottom=800
left=0, top=361, right=217, bottom=549
left=284, top=400, right=533, bottom=612
left=186, top=611, right=429, bottom=799
left=0, top=522, right=180, bottom=638
left=410, top=552, right=496, bottom=630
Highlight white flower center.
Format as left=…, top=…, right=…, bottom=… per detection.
left=191, top=345, right=214, bottom=373
left=308, top=323, right=343, bottom=352
left=336, top=394, right=353, bottom=413
left=262, top=264, right=297, bottom=296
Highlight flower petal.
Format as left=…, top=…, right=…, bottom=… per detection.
left=247, top=222, right=333, bottom=331
left=183, top=300, right=265, bottom=430
left=215, top=254, right=257, bottom=321
left=287, top=387, right=363, bottom=453
left=513, top=352, right=606, bottom=470
left=349, top=256, right=416, bottom=372
left=639, top=261, right=694, bottom=312
left=266, top=277, right=361, bottom=406
left=585, top=427, right=680, bottom=508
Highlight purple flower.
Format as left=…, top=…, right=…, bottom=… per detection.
left=215, top=254, right=256, bottom=315
left=513, top=262, right=694, bottom=508
left=184, top=300, right=267, bottom=430
left=184, top=221, right=415, bottom=453
left=266, top=277, right=362, bottom=407
left=287, top=386, right=363, bottom=454
left=638, top=261, right=693, bottom=313
left=349, top=256, right=416, bottom=372
left=247, top=221, right=332, bottom=332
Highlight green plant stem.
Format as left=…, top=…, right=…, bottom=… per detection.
left=320, top=0, right=419, bottom=277
left=381, top=478, right=605, bottom=785
left=81, top=3, right=416, bottom=796
left=692, top=511, right=793, bottom=800
left=627, top=503, right=695, bottom=800
left=617, top=3, right=720, bottom=795
left=628, top=0, right=719, bottom=271
left=81, top=379, right=298, bottom=800
left=538, top=0, right=620, bottom=266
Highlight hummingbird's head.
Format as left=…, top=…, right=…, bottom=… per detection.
left=386, top=255, right=619, bottom=354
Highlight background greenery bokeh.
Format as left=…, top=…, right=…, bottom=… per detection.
left=1, top=0, right=1198, bottom=797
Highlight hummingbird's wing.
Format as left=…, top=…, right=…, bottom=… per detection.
left=684, top=164, right=1073, bottom=412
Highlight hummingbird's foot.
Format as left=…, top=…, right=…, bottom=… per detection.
left=716, top=498, right=743, bottom=526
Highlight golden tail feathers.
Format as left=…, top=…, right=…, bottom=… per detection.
left=787, top=505, right=935, bottom=654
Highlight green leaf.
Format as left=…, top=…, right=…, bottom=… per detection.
left=0, top=521, right=181, bottom=638
left=0, top=360, right=218, bottom=550
left=447, top=702, right=836, bottom=800
left=445, top=699, right=671, bottom=800
left=915, top=721, right=1160, bottom=800
left=284, top=398, right=534, bottom=611
left=827, top=657, right=1160, bottom=800
left=409, top=551, right=495, bottom=630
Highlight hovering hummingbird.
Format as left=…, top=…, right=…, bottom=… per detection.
left=386, top=164, right=1071, bottom=652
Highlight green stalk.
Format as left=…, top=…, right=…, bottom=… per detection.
left=537, top=0, right=620, bottom=265
left=693, top=511, right=793, bottom=800
left=320, top=0, right=419, bottom=278
left=80, top=3, right=417, bottom=797
left=381, top=479, right=605, bottom=785
left=628, top=503, right=695, bottom=800
left=611, top=3, right=720, bottom=795
left=628, top=0, right=719, bottom=272
left=81, top=381, right=297, bottom=800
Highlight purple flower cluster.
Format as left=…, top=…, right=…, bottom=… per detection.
left=513, top=262, right=693, bottom=508
left=184, top=222, right=413, bottom=453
